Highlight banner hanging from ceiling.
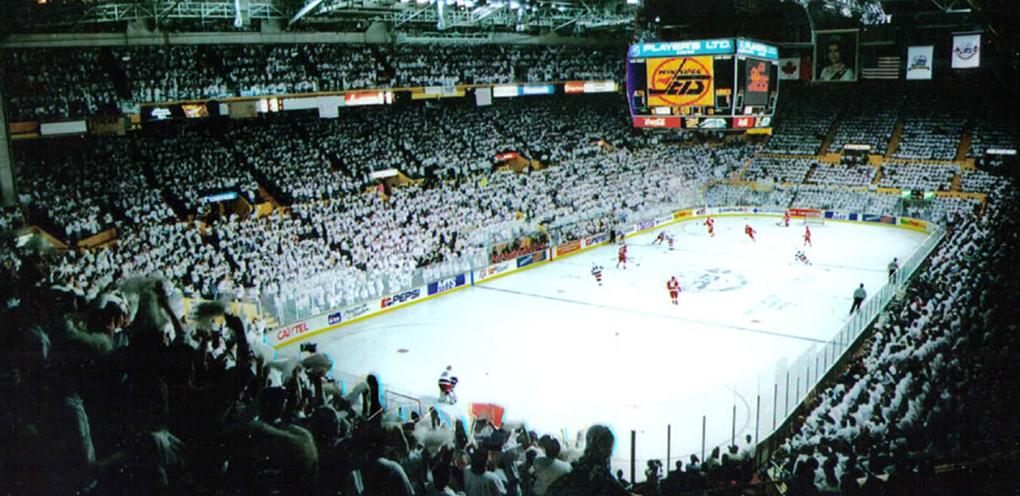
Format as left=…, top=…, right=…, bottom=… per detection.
left=951, top=33, right=981, bottom=69
left=906, top=46, right=934, bottom=79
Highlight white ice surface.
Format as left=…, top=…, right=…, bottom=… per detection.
left=289, top=216, right=927, bottom=473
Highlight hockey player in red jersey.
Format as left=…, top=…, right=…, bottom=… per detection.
left=667, top=276, right=681, bottom=305
left=744, top=224, right=757, bottom=242
left=704, top=217, right=715, bottom=237
left=591, top=263, right=604, bottom=286
left=617, top=243, right=628, bottom=269
left=655, top=231, right=675, bottom=250
left=783, top=211, right=791, bottom=227
left=803, top=226, right=813, bottom=247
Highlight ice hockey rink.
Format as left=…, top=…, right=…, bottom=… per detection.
left=298, top=216, right=929, bottom=470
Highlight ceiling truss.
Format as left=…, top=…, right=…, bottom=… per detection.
left=25, top=0, right=635, bottom=34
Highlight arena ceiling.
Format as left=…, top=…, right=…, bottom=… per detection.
left=5, top=0, right=639, bottom=36
left=2, top=0, right=1013, bottom=45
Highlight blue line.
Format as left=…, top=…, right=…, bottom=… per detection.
left=476, top=285, right=829, bottom=344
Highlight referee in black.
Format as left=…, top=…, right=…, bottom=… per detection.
left=849, top=284, right=867, bottom=314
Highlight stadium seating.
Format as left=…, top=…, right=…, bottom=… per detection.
left=13, top=137, right=174, bottom=241
left=808, top=163, right=877, bottom=187
left=2, top=44, right=625, bottom=121
left=788, top=185, right=899, bottom=214
left=137, top=122, right=262, bottom=214
left=893, top=89, right=966, bottom=161
left=877, top=163, right=957, bottom=191
left=1, top=48, right=120, bottom=121
left=968, top=110, right=1020, bottom=157
left=827, top=83, right=902, bottom=155
left=763, top=83, right=844, bottom=155
left=744, top=157, right=814, bottom=184
left=959, top=169, right=1006, bottom=193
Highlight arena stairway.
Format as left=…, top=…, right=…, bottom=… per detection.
left=258, top=186, right=282, bottom=208
left=956, top=130, right=973, bottom=162
left=139, top=160, right=191, bottom=220
left=884, top=118, right=905, bottom=159
left=25, top=224, right=67, bottom=251
left=99, top=47, right=133, bottom=102
left=817, top=117, right=841, bottom=156
left=372, top=45, right=397, bottom=85
left=25, top=205, right=70, bottom=246
left=802, top=163, right=818, bottom=184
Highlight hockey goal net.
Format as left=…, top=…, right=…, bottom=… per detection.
left=385, top=389, right=424, bottom=420
left=788, top=209, right=825, bottom=226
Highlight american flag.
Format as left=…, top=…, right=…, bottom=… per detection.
left=861, top=56, right=901, bottom=80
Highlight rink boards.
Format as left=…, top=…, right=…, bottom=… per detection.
left=269, top=205, right=932, bottom=349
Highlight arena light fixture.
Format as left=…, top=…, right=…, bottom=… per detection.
left=289, top=0, right=325, bottom=24
left=785, top=0, right=891, bottom=25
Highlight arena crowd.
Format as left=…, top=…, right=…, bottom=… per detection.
left=2, top=46, right=1018, bottom=494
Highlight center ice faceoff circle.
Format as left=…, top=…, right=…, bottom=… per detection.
left=679, top=267, right=748, bottom=292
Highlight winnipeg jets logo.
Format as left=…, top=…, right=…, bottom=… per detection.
left=954, top=43, right=978, bottom=60
left=648, top=57, right=713, bottom=106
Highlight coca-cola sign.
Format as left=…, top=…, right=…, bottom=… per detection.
left=632, top=116, right=680, bottom=128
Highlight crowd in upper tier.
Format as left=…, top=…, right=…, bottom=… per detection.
left=1, top=44, right=626, bottom=121
left=762, top=81, right=1017, bottom=160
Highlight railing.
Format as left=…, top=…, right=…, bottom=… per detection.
left=258, top=251, right=489, bottom=326
left=766, top=220, right=944, bottom=430
left=743, top=221, right=947, bottom=479
left=608, top=218, right=944, bottom=482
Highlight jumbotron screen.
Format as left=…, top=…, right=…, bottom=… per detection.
left=626, top=38, right=780, bottom=131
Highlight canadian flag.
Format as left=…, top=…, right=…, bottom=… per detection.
left=779, top=58, right=801, bottom=80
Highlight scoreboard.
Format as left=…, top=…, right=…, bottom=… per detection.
left=627, top=38, right=780, bottom=131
